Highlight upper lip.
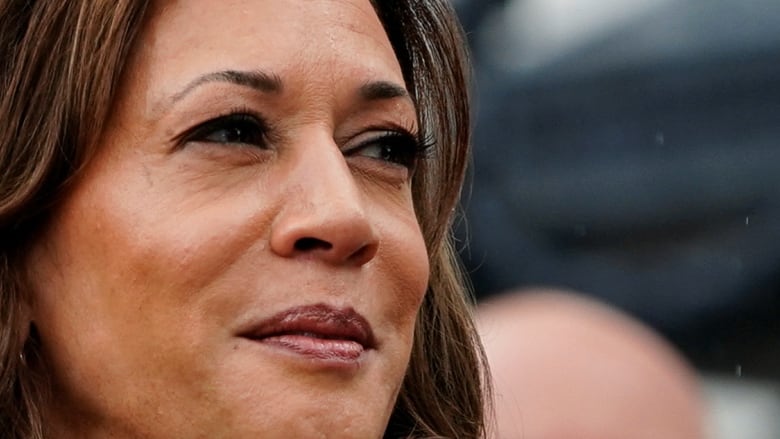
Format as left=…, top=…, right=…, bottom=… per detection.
left=239, top=303, right=376, bottom=349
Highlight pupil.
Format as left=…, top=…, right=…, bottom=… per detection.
left=229, top=127, right=243, bottom=142
left=382, top=145, right=394, bottom=161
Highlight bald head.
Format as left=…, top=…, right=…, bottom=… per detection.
left=478, top=289, right=706, bottom=439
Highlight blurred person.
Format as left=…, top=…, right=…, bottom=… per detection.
left=459, top=0, right=780, bottom=376
left=478, top=289, right=706, bottom=439
left=0, top=1, right=489, bottom=438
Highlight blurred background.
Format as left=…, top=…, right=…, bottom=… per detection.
left=452, top=0, right=780, bottom=437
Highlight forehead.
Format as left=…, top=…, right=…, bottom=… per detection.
left=133, top=0, right=404, bottom=110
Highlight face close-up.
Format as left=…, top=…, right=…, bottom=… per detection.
left=24, top=0, right=430, bottom=437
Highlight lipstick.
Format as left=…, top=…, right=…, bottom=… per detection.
left=240, top=304, right=375, bottom=365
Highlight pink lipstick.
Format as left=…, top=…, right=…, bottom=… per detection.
left=240, top=304, right=375, bottom=364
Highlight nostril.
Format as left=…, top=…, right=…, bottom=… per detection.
left=349, top=244, right=375, bottom=265
left=294, top=237, right=333, bottom=252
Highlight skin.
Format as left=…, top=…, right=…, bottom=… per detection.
left=25, top=1, right=430, bottom=437
left=478, top=290, right=706, bottom=439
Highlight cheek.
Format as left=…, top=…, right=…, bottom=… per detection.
left=22, top=156, right=284, bottom=432
left=65, top=151, right=276, bottom=298
left=374, top=214, right=430, bottom=334
left=25, top=155, right=264, bottom=356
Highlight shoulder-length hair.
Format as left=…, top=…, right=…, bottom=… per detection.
left=0, top=1, right=489, bottom=438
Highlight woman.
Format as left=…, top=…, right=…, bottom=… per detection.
left=0, top=1, right=488, bottom=438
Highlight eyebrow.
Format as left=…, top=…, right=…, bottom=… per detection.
left=170, top=69, right=283, bottom=104
left=166, top=69, right=411, bottom=110
left=359, top=80, right=410, bottom=102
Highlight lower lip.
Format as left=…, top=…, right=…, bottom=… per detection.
left=254, top=335, right=366, bottom=365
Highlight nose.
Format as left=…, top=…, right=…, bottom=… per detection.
left=269, top=137, right=379, bottom=267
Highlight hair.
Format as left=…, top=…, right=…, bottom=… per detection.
left=0, top=1, right=490, bottom=438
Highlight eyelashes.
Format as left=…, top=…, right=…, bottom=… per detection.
left=175, top=108, right=435, bottom=172
left=345, top=128, right=435, bottom=172
left=176, top=108, right=270, bottom=149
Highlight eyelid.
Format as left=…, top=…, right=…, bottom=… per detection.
left=171, top=106, right=271, bottom=149
left=344, top=125, right=435, bottom=174
left=341, top=122, right=420, bottom=152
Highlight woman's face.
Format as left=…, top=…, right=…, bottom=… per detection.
left=26, top=1, right=429, bottom=437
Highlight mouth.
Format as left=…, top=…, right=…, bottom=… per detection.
left=238, top=304, right=375, bottom=364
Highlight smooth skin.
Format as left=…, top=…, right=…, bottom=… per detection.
left=25, top=1, right=430, bottom=437
left=479, top=290, right=706, bottom=439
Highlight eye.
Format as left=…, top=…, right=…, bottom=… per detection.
left=350, top=131, right=433, bottom=171
left=180, top=112, right=268, bottom=148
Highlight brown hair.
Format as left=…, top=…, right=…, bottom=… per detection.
left=0, top=1, right=489, bottom=438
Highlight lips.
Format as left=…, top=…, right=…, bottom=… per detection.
left=239, top=304, right=375, bottom=363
